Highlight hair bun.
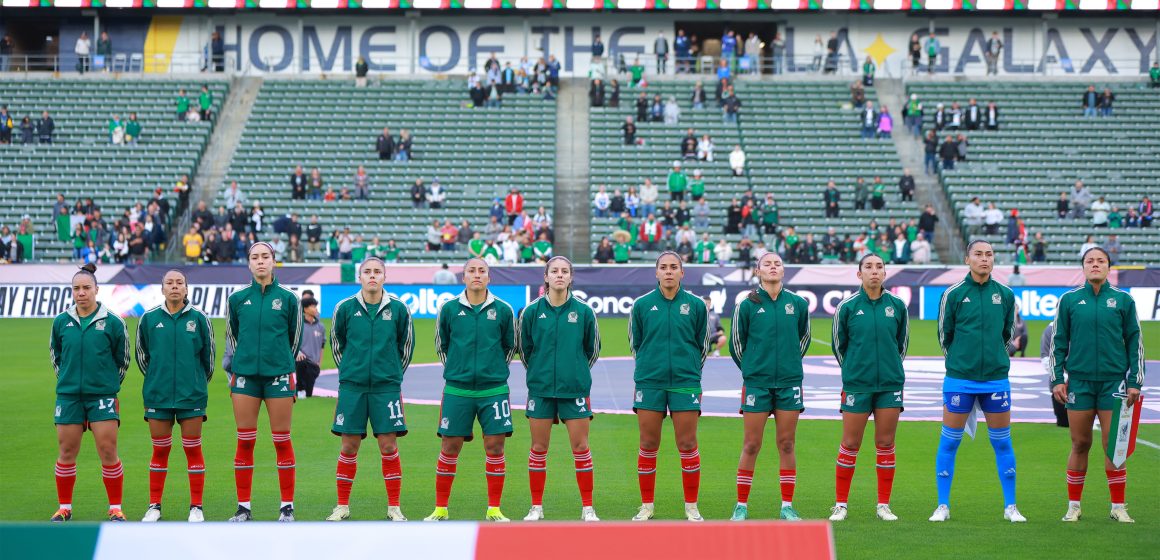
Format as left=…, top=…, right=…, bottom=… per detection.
left=79, top=263, right=97, bottom=274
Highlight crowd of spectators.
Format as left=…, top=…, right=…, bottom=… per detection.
left=468, top=53, right=561, bottom=106
left=0, top=106, right=54, bottom=145
left=50, top=189, right=173, bottom=265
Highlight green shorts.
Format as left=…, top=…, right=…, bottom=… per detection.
left=1066, top=379, right=1125, bottom=411
left=633, top=387, right=701, bottom=415
left=438, top=392, right=513, bottom=441
left=840, top=390, right=904, bottom=414
left=526, top=396, right=593, bottom=422
left=55, top=395, right=119, bottom=427
left=333, top=389, right=408, bottom=438
left=740, top=385, right=804, bottom=414
left=143, top=407, right=207, bottom=422
left=229, top=373, right=296, bottom=399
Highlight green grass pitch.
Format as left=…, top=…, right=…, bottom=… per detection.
left=1, top=317, right=1157, bottom=559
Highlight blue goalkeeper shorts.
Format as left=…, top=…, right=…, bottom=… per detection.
left=943, top=377, right=1011, bottom=414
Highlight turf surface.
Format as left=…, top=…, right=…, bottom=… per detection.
left=1, top=318, right=1156, bottom=559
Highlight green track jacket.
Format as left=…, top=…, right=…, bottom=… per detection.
left=629, top=286, right=710, bottom=390
left=331, top=291, right=414, bottom=392
left=435, top=291, right=516, bottom=392
left=729, top=287, right=811, bottom=388
left=518, top=293, right=600, bottom=398
left=831, top=288, right=908, bottom=392
left=937, top=273, right=1016, bottom=381
left=1049, top=282, right=1144, bottom=390
left=224, top=279, right=302, bottom=377
left=136, top=303, right=215, bottom=410
left=50, top=303, right=130, bottom=397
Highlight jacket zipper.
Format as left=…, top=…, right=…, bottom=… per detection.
left=552, top=303, right=559, bottom=396
left=872, top=298, right=880, bottom=390
left=172, top=311, right=179, bottom=406
left=369, top=305, right=376, bottom=391
left=256, top=286, right=265, bottom=374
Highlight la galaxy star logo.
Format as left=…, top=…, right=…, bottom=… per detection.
left=784, top=303, right=794, bottom=315
left=272, top=299, right=283, bottom=311
left=186, top=320, right=196, bottom=332
left=991, top=293, right=1001, bottom=305
left=487, top=309, right=497, bottom=320
left=680, top=303, right=690, bottom=315
left=1106, top=298, right=1116, bottom=308
left=568, top=311, right=578, bottom=323
left=885, top=307, right=895, bottom=318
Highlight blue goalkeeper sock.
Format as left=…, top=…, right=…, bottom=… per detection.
left=988, top=427, right=1017, bottom=507
left=935, top=425, right=964, bottom=506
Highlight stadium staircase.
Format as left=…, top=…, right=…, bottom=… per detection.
left=553, top=78, right=593, bottom=261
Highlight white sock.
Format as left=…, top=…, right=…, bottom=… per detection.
left=1069, top=500, right=1081, bottom=508
left=238, top=501, right=251, bottom=509
left=281, top=501, right=294, bottom=508
left=781, top=501, right=792, bottom=508
left=835, top=502, right=847, bottom=508
left=60, top=503, right=72, bottom=510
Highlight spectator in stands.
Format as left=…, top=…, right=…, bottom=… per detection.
left=654, top=31, right=670, bottom=74
left=505, top=188, right=524, bottom=225
left=920, top=131, right=938, bottom=175
left=1081, top=85, right=1099, bottom=117
left=982, top=31, right=1003, bottom=75
left=323, top=188, right=337, bottom=202
left=621, top=116, right=637, bottom=146
left=898, top=169, right=916, bottom=202
left=876, top=106, right=893, bottom=139
left=850, top=81, right=866, bottom=109
left=18, top=116, right=33, bottom=145
left=637, top=214, right=662, bottom=251
left=938, top=134, right=957, bottom=170
left=907, top=33, right=921, bottom=73
left=1139, top=195, right=1154, bottom=227
left=182, top=226, right=203, bottom=263
left=890, top=228, right=911, bottom=264
left=713, top=238, right=733, bottom=265
left=918, top=205, right=938, bottom=241
left=107, top=113, right=123, bottom=144
left=1097, top=87, right=1115, bottom=117
left=0, top=35, right=12, bottom=73
left=691, top=81, right=706, bottom=109
left=925, top=32, right=939, bottom=74
left=982, top=202, right=1002, bottom=235
left=910, top=234, right=931, bottom=264
left=123, top=113, right=142, bottom=146
left=485, top=79, right=503, bottom=108
left=1103, top=233, right=1124, bottom=265
left=688, top=197, right=708, bottom=231
left=428, top=178, right=446, bottom=209
left=289, top=165, right=307, bottom=200
left=688, top=169, right=705, bottom=202
left=823, top=31, right=839, bottom=74
left=591, top=33, right=605, bottom=62
left=1091, top=196, right=1111, bottom=227
left=439, top=221, right=458, bottom=252
left=932, top=103, right=947, bottom=132
left=824, top=181, right=841, bottom=218
left=224, top=180, right=246, bottom=209
left=217, top=225, right=238, bottom=262
left=593, top=237, right=614, bottom=264
left=722, top=86, right=741, bottom=124
left=955, top=133, right=969, bottom=161
left=1006, top=209, right=1024, bottom=245
left=680, top=128, right=698, bottom=159
left=198, top=85, right=213, bottom=121
left=696, top=134, right=715, bottom=162
left=333, top=227, right=352, bottom=260
left=174, top=87, right=192, bottom=121
left=307, top=168, right=324, bottom=200
left=648, top=94, right=664, bottom=122
left=96, top=31, right=112, bottom=72
left=75, top=31, right=91, bottom=73
left=589, top=79, right=606, bottom=107
left=1079, top=235, right=1100, bottom=259
left=729, top=145, right=746, bottom=177
left=34, top=110, right=54, bottom=144
left=948, top=102, right=963, bottom=130
left=870, top=177, right=887, bottom=210
left=1069, top=180, right=1092, bottom=219
left=901, top=94, right=922, bottom=137
left=859, top=100, right=877, bottom=140
left=982, top=101, right=1000, bottom=131
left=851, top=177, right=867, bottom=210
left=964, top=99, right=981, bottom=130
left=1055, top=191, right=1070, bottom=219
left=192, top=201, right=214, bottom=233
left=1106, top=205, right=1124, bottom=228
left=724, top=199, right=742, bottom=234
left=667, top=161, right=688, bottom=201
left=409, top=178, right=427, bottom=209
left=546, top=55, right=561, bottom=87
left=963, top=196, right=984, bottom=235
left=593, top=186, right=611, bottom=218
left=640, top=178, right=659, bottom=217
left=533, top=232, right=553, bottom=263
left=376, top=127, right=395, bottom=160
left=396, top=129, right=413, bottom=161
left=625, top=187, right=640, bottom=217
left=1031, top=232, right=1051, bottom=264
left=861, top=56, right=875, bottom=87
left=609, top=189, right=626, bottom=216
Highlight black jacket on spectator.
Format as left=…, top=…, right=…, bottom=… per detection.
left=674, top=207, right=690, bottom=226
left=933, top=108, right=946, bottom=131
left=1, top=237, right=24, bottom=263
left=681, top=135, right=697, bottom=158
left=635, top=97, right=649, bottom=121
left=306, top=223, right=322, bottom=243
left=193, top=208, right=214, bottom=233
left=919, top=212, right=939, bottom=233
left=898, top=175, right=916, bottom=198
left=723, top=95, right=742, bottom=116
left=924, top=135, right=939, bottom=154
left=609, top=83, right=620, bottom=107
left=1098, top=92, right=1115, bottom=109
left=589, top=81, right=606, bottom=107
left=216, top=236, right=237, bottom=262
left=938, top=140, right=958, bottom=160
left=376, top=134, right=395, bottom=159
left=290, top=173, right=308, bottom=199
left=964, top=104, right=981, bottom=130
left=230, top=209, right=249, bottom=234
left=594, top=244, right=613, bottom=263
left=621, top=122, right=636, bottom=145
left=609, top=194, right=626, bottom=214
left=37, top=117, right=55, bottom=143
left=691, top=88, right=706, bottom=106
left=726, top=203, right=742, bottom=234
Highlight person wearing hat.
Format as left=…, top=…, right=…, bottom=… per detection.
left=667, top=161, right=688, bottom=202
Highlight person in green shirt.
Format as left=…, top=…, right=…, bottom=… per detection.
left=198, top=84, right=213, bottom=121
left=689, top=169, right=705, bottom=201
left=135, top=270, right=215, bottom=523
left=175, top=88, right=190, bottom=121
left=827, top=254, right=908, bottom=523
left=1107, top=206, right=1122, bottom=229
left=629, top=58, right=645, bottom=87
left=467, top=233, right=486, bottom=260
left=350, top=235, right=367, bottom=263
left=666, top=161, right=688, bottom=202
left=48, top=263, right=131, bottom=522
left=1150, top=61, right=1160, bottom=88
left=870, top=177, right=886, bottom=210
left=613, top=240, right=631, bottom=263
left=854, top=178, right=868, bottom=210
left=694, top=234, right=714, bottom=264
left=518, top=257, right=602, bottom=522
left=481, top=239, right=501, bottom=263
left=862, top=56, right=876, bottom=87
left=123, top=112, right=142, bottom=146
left=532, top=233, right=553, bottom=263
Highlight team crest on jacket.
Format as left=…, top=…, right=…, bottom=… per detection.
left=784, top=303, right=794, bottom=315
left=487, top=308, right=497, bottom=320
left=385, top=309, right=393, bottom=321
left=186, top=320, right=197, bottom=332
left=568, top=311, right=578, bottom=323
left=885, top=306, right=895, bottom=318
left=95, top=320, right=106, bottom=331
left=991, top=293, right=1001, bottom=305
left=680, top=303, right=690, bottom=315
left=1106, top=298, right=1116, bottom=308
left=272, top=299, right=283, bottom=311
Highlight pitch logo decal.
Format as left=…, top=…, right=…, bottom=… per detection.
left=186, top=320, right=196, bottom=332
left=487, top=309, right=497, bottom=320
left=785, top=303, right=794, bottom=315
left=335, top=413, right=344, bottom=426
left=1106, top=298, right=1116, bottom=308
left=272, top=299, right=283, bottom=311
left=991, top=293, right=1001, bottom=305
left=440, top=417, right=450, bottom=429
left=568, top=311, right=578, bottom=323
left=885, top=307, right=895, bottom=318
left=680, top=303, right=690, bottom=315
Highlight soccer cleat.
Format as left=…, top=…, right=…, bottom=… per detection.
left=386, top=506, right=407, bottom=522
left=107, top=508, right=127, bottom=522
left=141, top=504, right=162, bottom=522
left=631, top=503, right=655, bottom=521
left=485, top=507, right=510, bottom=522
left=581, top=506, right=600, bottom=522
left=828, top=505, right=848, bottom=521
left=928, top=505, right=950, bottom=522
left=50, top=508, right=72, bottom=522
left=1061, top=503, right=1082, bottom=522
left=876, top=504, right=898, bottom=521
left=188, top=506, right=204, bottom=523
left=1003, top=505, right=1026, bottom=523
left=1109, top=505, right=1134, bottom=524
left=523, top=505, right=544, bottom=521
left=326, top=505, right=351, bottom=521
left=423, top=507, right=449, bottom=521
left=712, top=350, right=721, bottom=357
left=684, top=503, right=704, bottom=522
left=278, top=505, right=295, bottom=522
left=228, top=505, right=252, bottom=522
left=730, top=503, right=749, bottom=521
left=779, top=505, right=801, bottom=521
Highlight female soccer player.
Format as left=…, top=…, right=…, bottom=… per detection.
left=1049, top=247, right=1143, bottom=523
left=931, top=239, right=1025, bottom=523
left=519, top=256, right=601, bottom=522
left=136, top=269, right=215, bottom=522
left=224, top=242, right=303, bottom=522
left=425, top=258, right=517, bottom=522
left=828, top=254, right=908, bottom=522
left=49, top=263, right=130, bottom=521
left=729, top=252, right=810, bottom=521
left=326, top=257, right=414, bottom=522
left=629, top=251, right=710, bottom=522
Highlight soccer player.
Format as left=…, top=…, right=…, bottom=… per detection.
left=425, top=258, right=517, bottom=522
left=224, top=242, right=303, bottom=522
left=326, top=257, right=414, bottom=522
left=49, top=263, right=130, bottom=522
left=704, top=295, right=727, bottom=357
left=729, top=252, right=810, bottom=521
left=828, top=254, right=908, bottom=522
left=136, top=270, right=215, bottom=522
left=931, top=239, right=1025, bottom=523
left=519, top=256, right=601, bottom=522
left=629, top=251, right=711, bottom=522
left=1049, top=247, right=1143, bottom=523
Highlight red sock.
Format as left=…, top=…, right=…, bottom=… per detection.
left=485, top=453, right=506, bottom=508
left=736, top=469, right=754, bottom=504
left=148, top=436, right=172, bottom=505
left=382, top=451, right=402, bottom=507
left=272, top=431, right=295, bottom=503
left=1066, top=469, right=1086, bottom=501
left=435, top=452, right=458, bottom=507
left=875, top=444, right=896, bottom=505
left=234, top=429, right=257, bottom=504
left=835, top=445, right=858, bottom=504
left=679, top=446, right=701, bottom=503
left=573, top=449, right=594, bottom=507
left=182, top=436, right=205, bottom=507
left=336, top=452, right=357, bottom=506
left=528, top=450, right=547, bottom=506
left=779, top=469, right=796, bottom=504
left=102, top=461, right=124, bottom=508
left=1106, top=468, right=1126, bottom=505
left=637, top=447, right=658, bottom=504
left=55, top=462, right=77, bottom=508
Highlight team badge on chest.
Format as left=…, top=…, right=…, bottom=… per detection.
left=95, top=320, right=106, bottom=331
left=1106, top=298, right=1116, bottom=308
left=784, top=303, right=794, bottom=315
left=991, top=293, right=1001, bottom=305
left=272, top=299, right=283, bottom=311
left=885, top=306, right=895, bottom=318
left=385, top=309, right=393, bottom=321
left=680, top=303, right=690, bottom=315
left=568, top=311, right=578, bottom=323
left=487, top=308, right=497, bottom=320
left=186, top=320, right=197, bottom=332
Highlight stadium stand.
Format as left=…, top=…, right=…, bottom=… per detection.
left=0, top=78, right=228, bottom=262
left=908, top=81, right=1160, bottom=264
left=218, top=79, right=557, bottom=263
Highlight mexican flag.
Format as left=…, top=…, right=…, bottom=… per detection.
left=1106, top=395, right=1142, bottom=469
